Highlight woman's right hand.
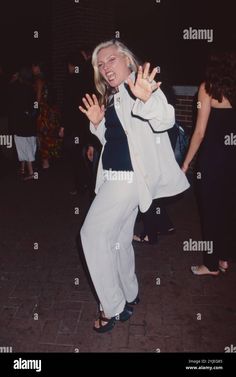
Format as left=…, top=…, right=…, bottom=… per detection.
left=79, top=94, right=105, bottom=127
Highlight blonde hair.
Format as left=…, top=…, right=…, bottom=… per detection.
left=92, top=40, right=140, bottom=105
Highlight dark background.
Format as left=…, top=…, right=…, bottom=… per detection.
left=0, top=0, right=235, bottom=84
left=114, top=0, right=236, bottom=84
left=0, top=1, right=52, bottom=74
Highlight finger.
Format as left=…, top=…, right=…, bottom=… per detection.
left=79, top=105, right=87, bottom=114
left=85, top=93, right=93, bottom=106
left=153, top=81, right=162, bottom=88
left=143, top=62, right=150, bottom=79
left=92, top=94, right=99, bottom=105
left=152, top=82, right=161, bottom=92
left=137, top=65, right=143, bottom=81
left=149, top=67, right=158, bottom=82
left=82, top=97, right=90, bottom=110
left=126, top=77, right=135, bottom=91
left=151, top=81, right=162, bottom=91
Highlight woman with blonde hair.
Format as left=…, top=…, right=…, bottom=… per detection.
left=79, top=39, right=189, bottom=332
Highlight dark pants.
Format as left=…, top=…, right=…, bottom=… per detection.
left=196, top=171, right=236, bottom=270
left=141, top=199, right=174, bottom=244
left=63, top=135, right=89, bottom=192
left=63, top=135, right=100, bottom=200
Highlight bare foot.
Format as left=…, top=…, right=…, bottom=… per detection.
left=191, top=265, right=220, bottom=276
left=23, top=174, right=34, bottom=181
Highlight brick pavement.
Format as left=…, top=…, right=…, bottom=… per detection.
left=0, top=160, right=236, bottom=353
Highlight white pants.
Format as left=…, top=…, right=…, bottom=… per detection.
left=14, top=136, right=36, bottom=162
left=81, top=173, right=139, bottom=318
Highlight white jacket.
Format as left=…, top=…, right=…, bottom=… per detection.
left=90, top=74, right=190, bottom=212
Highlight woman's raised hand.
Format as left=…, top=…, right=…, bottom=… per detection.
left=127, top=63, right=161, bottom=103
left=79, top=94, right=105, bottom=127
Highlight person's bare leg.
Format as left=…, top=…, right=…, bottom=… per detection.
left=26, top=161, right=34, bottom=175
left=20, top=161, right=25, bottom=174
left=23, top=162, right=34, bottom=180
left=42, top=158, right=49, bottom=169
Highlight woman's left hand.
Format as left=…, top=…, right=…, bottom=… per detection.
left=181, top=161, right=189, bottom=173
left=87, top=146, right=94, bottom=162
left=127, top=63, right=161, bottom=103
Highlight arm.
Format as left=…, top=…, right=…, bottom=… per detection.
left=79, top=93, right=105, bottom=144
left=35, top=78, right=44, bottom=104
left=60, top=81, right=69, bottom=135
left=127, top=64, right=174, bottom=131
left=87, top=145, right=94, bottom=161
left=89, top=118, right=106, bottom=143
left=132, top=88, right=175, bottom=132
left=182, top=83, right=211, bottom=172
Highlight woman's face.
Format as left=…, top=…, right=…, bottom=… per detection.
left=97, top=46, right=131, bottom=88
left=32, top=64, right=41, bottom=76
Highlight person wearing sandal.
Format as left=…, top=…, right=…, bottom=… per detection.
left=8, top=66, right=37, bottom=182
left=133, top=198, right=175, bottom=245
left=79, top=40, right=189, bottom=332
left=182, top=50, right=236, bottom=276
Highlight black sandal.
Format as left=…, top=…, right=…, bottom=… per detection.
left=93, top=314, right=116, bottom=333
left=127, top=294, right=140, bottom=306
left=93, top=305, right=133, bottom=333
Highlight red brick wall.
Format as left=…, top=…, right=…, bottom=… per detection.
left=175, top=96, right=194, bottom=129
left=52, top=0, right=114, bottom=105
left=173, top=86, right=198, bottom=132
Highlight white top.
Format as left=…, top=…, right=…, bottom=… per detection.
left=90, top=73, right=190, bottom=212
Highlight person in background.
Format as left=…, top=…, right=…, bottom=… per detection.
left=0, top=64, right=7, bottom=119
left=60, top=50, right=101, bottom=197
left=133, top=65, right=176, bottom=245
left=182, top=49, right=236, bottom=276
left=0, top=64, right=9, bottom=167
left=8, top=66, right=37, bottom=180
left=80, top=46, right=103, bottom=197
left=32, top=62, right=61, bottom=170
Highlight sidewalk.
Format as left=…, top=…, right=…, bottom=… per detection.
left=0, top=160, right=235, bottom=353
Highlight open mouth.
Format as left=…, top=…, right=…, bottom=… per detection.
left=106, top=72, right=116, bottom=83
